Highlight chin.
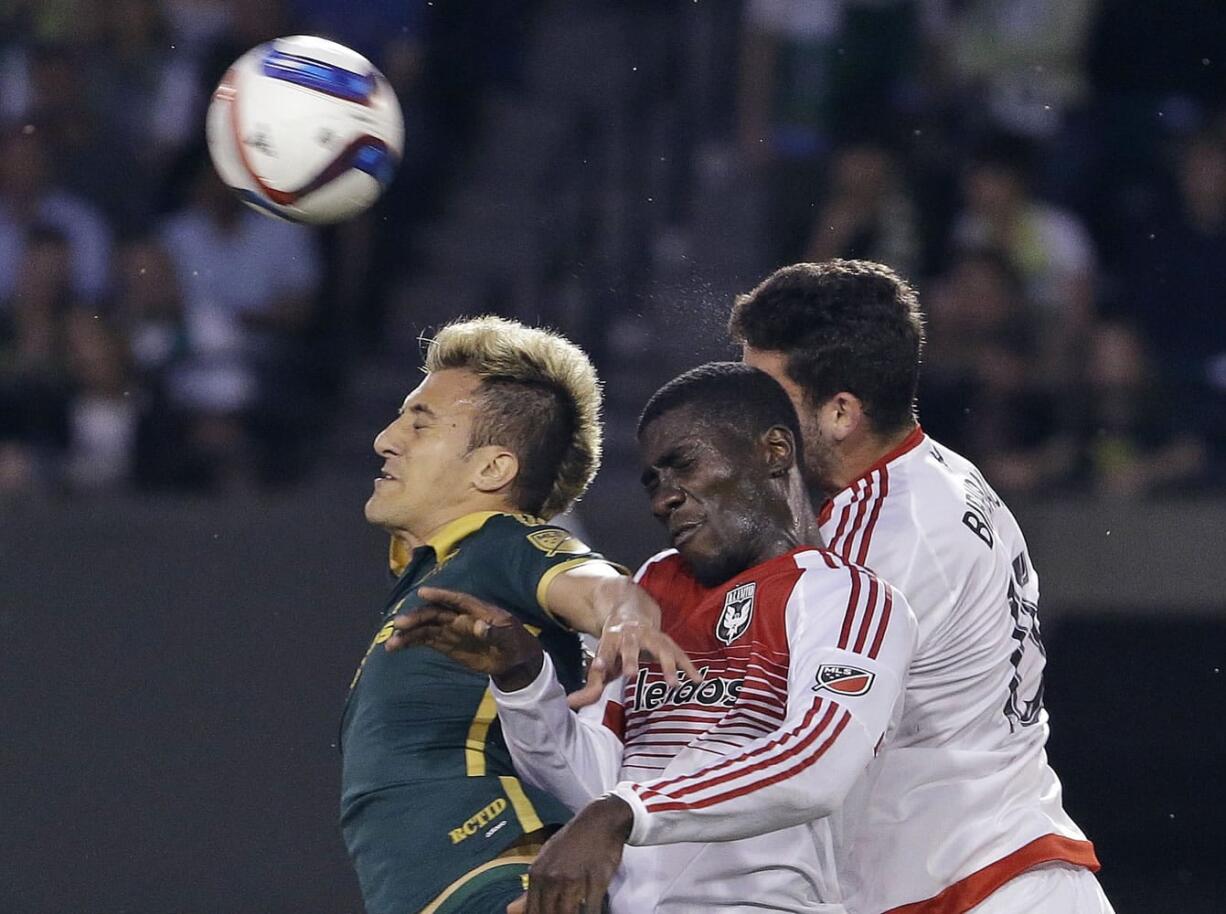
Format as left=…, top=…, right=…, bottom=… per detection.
left=680, top=549, right=737, bottom=588
left=364, top=494, right=389, bottom=527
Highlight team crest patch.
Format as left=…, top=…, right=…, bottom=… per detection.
left=716, top=582, right=756, bottom=645
left=813, top=664, right=875, bottom=696
left=526, top=528, right=590, bottom=557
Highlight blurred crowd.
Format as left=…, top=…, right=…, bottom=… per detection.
left=739, top=0, right=1225, bottom=498
left=1, top=0, right=1223, bottom=500
left=0, top=0, right=534, bottom=494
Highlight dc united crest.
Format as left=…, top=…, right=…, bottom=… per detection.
left=716, top=582, right=756, bottom=645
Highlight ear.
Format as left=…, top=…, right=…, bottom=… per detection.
left=819, top=391, right=866, bottom=443
left=468, top=445, right=520, bottom=496
left=762, top=425, right=797, bottom=478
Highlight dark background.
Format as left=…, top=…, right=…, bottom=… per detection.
left=2, top=1, right=1225, bottom=912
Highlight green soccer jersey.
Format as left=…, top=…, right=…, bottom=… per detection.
left=340, top=511, right=612, bottom=914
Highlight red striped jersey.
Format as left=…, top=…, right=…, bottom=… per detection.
left=819, top=426, right=1101, bottom=914
left=493, top=546, right=918, bottom=913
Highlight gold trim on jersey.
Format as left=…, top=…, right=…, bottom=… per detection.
left=416, top=852, right=537, bottom=914
left=389, top=511, right=506, bottom=575
left=465, top=687, right=499, bottom=776
left=499, top=775, right=544, bottom=834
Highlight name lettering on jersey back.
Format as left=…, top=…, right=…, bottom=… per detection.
left=961, top=469, right=1001, bottom=549
left=631, top=666, right=743, bottom=712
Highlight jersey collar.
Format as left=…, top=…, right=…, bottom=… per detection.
left=818, top=424, right=926, bottom=525
left=387, top=511, right=506, bottom=575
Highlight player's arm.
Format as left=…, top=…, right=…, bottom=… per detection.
left=611, top=566, right=918, bottom=845
left=386, top=588, right=626, bottom=809
left=522, top=565, right=919, bottom=912
left=544, top=564, right=699, bottom=695
left=493, top=652, right=626, bottom=811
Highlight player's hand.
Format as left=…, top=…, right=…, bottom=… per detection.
left=386, top=587, right=546, bottom=691
left=525, top=796, right=631, bottom=914
left=568, top=578, right=701, bottom=710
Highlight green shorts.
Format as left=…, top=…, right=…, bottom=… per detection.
left=425, top=858, right=530, bottom=914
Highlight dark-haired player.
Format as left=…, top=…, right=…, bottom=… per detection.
left=732, top=260, right=1114, bottom=914
left=395, top=362, right=920, bottom=913
left=341, top=316, right=695, bottom=914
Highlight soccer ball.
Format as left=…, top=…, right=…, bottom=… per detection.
left=206, top=35, right=404, bottom=225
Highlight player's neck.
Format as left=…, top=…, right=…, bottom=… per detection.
left=400, top=497, right=519, bottom=548
left=828, top=422, right=919, bottom=496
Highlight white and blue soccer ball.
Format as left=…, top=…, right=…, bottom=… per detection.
left=206, top=35, right=404, bottom=225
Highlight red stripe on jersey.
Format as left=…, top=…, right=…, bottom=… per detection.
left=883, top=834, right=1101, bottom=914
left=640, top=697, right=838, bottom=803
left=856, top=465, right=889, bottom=565
left=643, top=706, right=852, bottom=812
left=828, top=495, right=856, bottom=555
left=602, top=701, right=625, bottom=740
left=852, top=574, right=880, bottom=654
left=868, top=587, right=893, bottom=659
left=838, top=567, right=862, bottom=649
left=838, top=472, right=875, bottom=560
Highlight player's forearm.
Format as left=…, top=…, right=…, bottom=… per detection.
left=545, top=562, right=638, bottom=636
left=493, top=654, right=624, bottom=810
left=610, top=707, right=879, bottom=846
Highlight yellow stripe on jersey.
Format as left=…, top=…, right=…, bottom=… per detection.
left=499, top=775, right=544, bottom=834
left=464, top=687, right=499, bottom=777
left=417, top=854, right=537, bottom=914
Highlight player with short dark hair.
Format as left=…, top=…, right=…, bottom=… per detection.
left=396, top=361, right=920, bottom=913
left=734, top=260, right=1114, bottom=914
left=341, top=316, right=695, bottom=914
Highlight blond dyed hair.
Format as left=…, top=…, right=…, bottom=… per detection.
left=424, top=316, right=603, bottom=518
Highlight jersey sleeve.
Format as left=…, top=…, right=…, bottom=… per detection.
left=492, top=653, right=626, bottom=812
left=610, top=553, right=918, bottom=846
left=485, top=516, right=622, bottom=630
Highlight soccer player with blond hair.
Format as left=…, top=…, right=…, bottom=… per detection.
left=340, top=316, right=694, bottom=914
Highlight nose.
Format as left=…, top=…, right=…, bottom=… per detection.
left=373, top=421, right=399, bottom=458
left=650, top=481, right=684, bottom=521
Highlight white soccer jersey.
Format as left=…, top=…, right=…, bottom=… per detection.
left=818, top=426, right=1100, bottom=914
left=493, top=546, right=918, bottom=914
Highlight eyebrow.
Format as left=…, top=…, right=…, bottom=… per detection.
left=640, top=444, right=692, bottom=486
left=398, top=403, right=438, bottom=418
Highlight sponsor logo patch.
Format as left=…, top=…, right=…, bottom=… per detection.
left=813, top=664, right=875, bottom=696
left=716, top=582, right=756, bottom=645
left=526, top=528, right=590, bottom=557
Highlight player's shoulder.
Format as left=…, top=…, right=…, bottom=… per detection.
left=633, top=548, right=683, bottom=583
left=479, top=512, right=597, bottom=557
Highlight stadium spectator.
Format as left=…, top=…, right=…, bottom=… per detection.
left=936, top=0, right=1098, bottom=141
left=0, top=127, right=112, bottom=305
left=804, top=140, right=921, bottom=279
left=157, top=157, right=321, bottom=488
left=738, top=0, right=922, bottom=262
left=89, top=0, right=202, bottom=226
left=1069, top=321, right=1207, bottom=497
left=1121, top=128, right=1226, bottom=402
left=61, top=309, right=140, bottom=491
left=951, top=134, right=1096, bottom=380
left=919, top=247, right=1063, bottom=493
left=0, top=227, right=77, bottom=492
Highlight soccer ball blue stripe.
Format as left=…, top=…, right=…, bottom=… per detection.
left=262, top=47, right=375, bottom=104
left=352, top=141, right=397, bottom=186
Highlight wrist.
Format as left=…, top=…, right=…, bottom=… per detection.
left=491, top=651, right=545, bottom=692
left=589, top=794, right=635, bottom=843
